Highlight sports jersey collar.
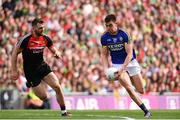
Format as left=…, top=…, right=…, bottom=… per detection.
left=108, top=30, right=118, bottom=35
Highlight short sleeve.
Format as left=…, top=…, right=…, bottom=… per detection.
left=16, top=34, right=30, bottom=49
left=19, top=40, right=27, bottom=49
left=121, top=30, right=131, bottom=44
left=44, top=35, right=53, bottom=48
left=100, top=36, right=107, bottom=48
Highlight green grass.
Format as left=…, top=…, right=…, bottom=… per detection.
left=0, top=110, right=180, bottom=120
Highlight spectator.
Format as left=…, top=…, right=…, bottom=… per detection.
left=0, top=0, right=179, bottom=95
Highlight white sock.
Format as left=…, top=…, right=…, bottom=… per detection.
left=61, top=110, right=67, bottom=114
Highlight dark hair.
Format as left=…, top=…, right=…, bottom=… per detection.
left=32, top=18, right=44, bottom=26
left=104, top=14, right=116, bottom=23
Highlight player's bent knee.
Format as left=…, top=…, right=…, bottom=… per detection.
left=52, top=85, right=61, bottom=93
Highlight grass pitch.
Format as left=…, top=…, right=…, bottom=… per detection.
left=0, top=110, right=180, bottom=120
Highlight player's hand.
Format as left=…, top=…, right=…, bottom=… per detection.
left=54, top=52, right=65, bottom=64
left=11, top=70, right=19, bottom=80
left=54, top=52, right=62, bottom=59
left=114, top=68, right=124, bottom=79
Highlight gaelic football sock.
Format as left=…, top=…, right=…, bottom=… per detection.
left=139, top=103, right=149, bottom=114
left=60, top=105, right=67, bottom=114
left=43, top=99, right=50, bottom=109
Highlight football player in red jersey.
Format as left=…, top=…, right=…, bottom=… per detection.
left=11, top=18, right=71, bottom=116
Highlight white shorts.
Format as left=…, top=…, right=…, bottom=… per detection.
left=112, top=59, right=141, bottom=77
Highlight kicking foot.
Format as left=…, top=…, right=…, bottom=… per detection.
left=62, top=112, right=72, bottom=117
left=144, top=111, right=152, bottom=118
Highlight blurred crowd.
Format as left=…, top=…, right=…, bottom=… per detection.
left=0, top=0, right=179, bottom=95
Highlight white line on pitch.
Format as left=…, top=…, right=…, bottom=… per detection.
left=85, top=114, right=135, bottom=120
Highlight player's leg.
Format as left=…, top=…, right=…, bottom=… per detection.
left=130, top=73, right=145, bottom=94
left=126, top=59, right=145, bottom=94
left=31, top=80, right=50, bottom=109
left=43, top=72, right=70, bottom=116
left=118, top=72, right=151, bottom=117
left=25, top=68, right=49, bottom=101
left=31, top=81, right=48, bottom=100
left=119, top=72, right=142, bottom=105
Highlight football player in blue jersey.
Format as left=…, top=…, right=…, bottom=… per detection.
left=101, top=14, right=152, bottom=118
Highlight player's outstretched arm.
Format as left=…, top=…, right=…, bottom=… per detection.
left=11, top=46, right=23, bottom=80
left=101, top=46, right=110, bottom=70
left=122, top=42, right=133, bottom=69
left=115, top=42, right=133, bottom=78
left=48, top=46, right=63, bottom=60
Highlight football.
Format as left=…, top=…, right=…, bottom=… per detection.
left=105, top=67, right=118, bottom=80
